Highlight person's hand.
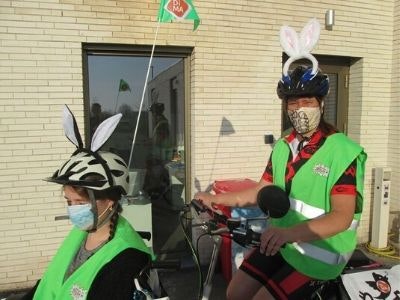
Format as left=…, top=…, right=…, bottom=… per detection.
left=193, top=191, right=215, bottom=210
left=259, top=226, right=292, bottom=256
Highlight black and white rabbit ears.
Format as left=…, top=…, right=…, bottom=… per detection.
left=280, top=18, right=321, bottom=77
left=62, top=105, right=122, bottom=152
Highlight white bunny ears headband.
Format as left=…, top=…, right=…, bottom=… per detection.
left=280, top=18, right=321, bottom=77
left=63, top=104, right=122, bottom=152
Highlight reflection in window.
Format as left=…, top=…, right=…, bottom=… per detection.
left=86, top=53, right=187, bottom=256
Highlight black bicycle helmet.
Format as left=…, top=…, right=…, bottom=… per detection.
left=277, top=65, right=329, bottom=101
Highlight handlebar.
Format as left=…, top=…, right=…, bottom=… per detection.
left=190, top=199, right=263, bottom=248
left=191, top=199, right=229, bottom=225
left=179, top=199, right=267, bottom=300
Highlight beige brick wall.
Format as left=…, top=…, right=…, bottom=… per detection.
left=389, top=0, right=399, bottom=237
left=0, top=0, right=398, bottom=291
left=391, top=0, right=400, bottom=210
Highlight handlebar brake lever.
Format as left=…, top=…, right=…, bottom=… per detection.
left=191, top=199, right=207, bottom=213
left=191, top=199, right=228, bottom=224
left=231, top=228, right=261, bottom=248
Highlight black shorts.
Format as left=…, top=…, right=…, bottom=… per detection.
left=239, top=248, right=322, bottom=300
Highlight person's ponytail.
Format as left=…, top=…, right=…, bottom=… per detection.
left=108, top=203, right=122, bottom=241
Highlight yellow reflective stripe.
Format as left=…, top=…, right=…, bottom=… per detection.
left=292, top=242, right=353, bottom=265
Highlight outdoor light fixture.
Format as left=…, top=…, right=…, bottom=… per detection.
left=264, top=134, right=274, bottom=145
left=325, top=9, right=335, bottom=30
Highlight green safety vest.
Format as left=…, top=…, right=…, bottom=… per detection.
left=33, top=216, right=153, bottom=300
left=271, top=133, right=367, bottom=280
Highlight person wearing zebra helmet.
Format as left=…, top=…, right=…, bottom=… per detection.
left=195, top=19, right=367, bottom=300
left=47, top=105, right=130, bottom=232
left=23, top=105, right=153, bottom=300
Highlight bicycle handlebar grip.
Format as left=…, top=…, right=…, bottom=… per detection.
left=249, top=230, right=261, bottom=245
left=191, top=198, right=207, bottom=213
left=191, top=199, right=228, bottom=226
left=231, top=228, right=262, bottom=247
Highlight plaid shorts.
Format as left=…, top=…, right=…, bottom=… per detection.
left=239, top=248, right=322, bottom=300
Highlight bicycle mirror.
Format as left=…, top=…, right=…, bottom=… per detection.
left=257, top=185, right=290, bottom=218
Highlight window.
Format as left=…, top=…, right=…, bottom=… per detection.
left=83, top=44, right=192, bottom=256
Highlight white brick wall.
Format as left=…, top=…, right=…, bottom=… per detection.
left=0, top=0, right=398, bottom=291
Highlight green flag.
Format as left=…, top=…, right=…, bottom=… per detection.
left=157, top=0, right=200, bottom=31
left=119, top=79, right=131, bottom=92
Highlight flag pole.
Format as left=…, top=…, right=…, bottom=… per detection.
left=127, top=20, right=161, bottom=170
left=114, top=90, right=121, bottom=113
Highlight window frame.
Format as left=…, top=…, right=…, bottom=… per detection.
left=81, top=43, right=193, bottom=204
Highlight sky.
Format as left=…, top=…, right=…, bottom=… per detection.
left=88, top=55, right=181, bottom=113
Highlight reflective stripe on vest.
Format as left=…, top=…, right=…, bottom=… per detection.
left=292, top=242, right=354, bottom=265
left=289, top=197, right=359, bottom=231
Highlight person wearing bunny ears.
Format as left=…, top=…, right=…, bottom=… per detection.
left=21, top=105, right=153, bottom=300
left=195, top=19, right=367, bottom=299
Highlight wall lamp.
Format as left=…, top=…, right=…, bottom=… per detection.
left=325, top=9, right=335, bottom=30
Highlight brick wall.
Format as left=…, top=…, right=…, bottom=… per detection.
left=0, top=0, right=398, bottom=290
left=389, top=0, right=399, bottom=234
left=391, top=0, right=399, bottom=208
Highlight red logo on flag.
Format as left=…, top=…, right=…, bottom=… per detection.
left=166, top=0, right=191, bottom=19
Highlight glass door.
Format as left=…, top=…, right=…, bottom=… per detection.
left=83, top=45, right=191, bottom=258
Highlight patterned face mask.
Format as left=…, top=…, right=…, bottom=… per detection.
left=67, top=203, right=94, bottom=231
left=287, top=106, right=322, bottom=134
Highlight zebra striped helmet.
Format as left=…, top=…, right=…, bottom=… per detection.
left=45, top=105, right=129, bottom=195
left=47, top=150, right=129, bottom=194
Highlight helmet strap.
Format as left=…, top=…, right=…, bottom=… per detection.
left=96, top=203, right=117, bottom=229
left=86, top=188, right=118, bottom=232
left=87, top=189, right=99, bottom=232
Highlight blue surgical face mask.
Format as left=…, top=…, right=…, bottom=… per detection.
left=67, top=203, right=94, bottom=231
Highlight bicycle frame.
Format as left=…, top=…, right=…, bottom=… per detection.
left=184, top=199, right=388, bottom=300
left=202, top=235, right=222, bottom=300
left=184, top=201, right=267, bottom=300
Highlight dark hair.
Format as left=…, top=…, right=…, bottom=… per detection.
left=316, top=96, right=339, bottom=135
left=319, top=117, right=339, bottom=135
